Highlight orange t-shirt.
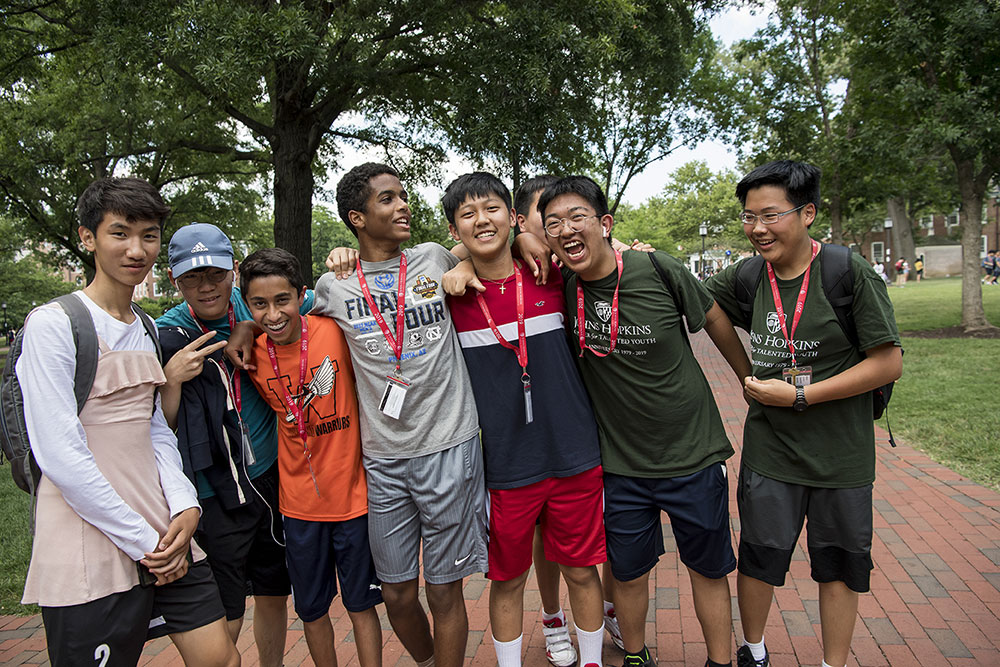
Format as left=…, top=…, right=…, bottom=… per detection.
left=249, top=314, right=367, bottom=521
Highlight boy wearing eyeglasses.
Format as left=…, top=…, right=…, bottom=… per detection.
left=705, top=161, right=901, bottom=667
left=539, top=176, right=750, bottom=667
left=156, top=223, right=316, bottom=666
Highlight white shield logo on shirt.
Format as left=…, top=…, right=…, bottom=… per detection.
left=595, top=301, right=612, bottom=323
left=766, top=311, right=785, bottom=334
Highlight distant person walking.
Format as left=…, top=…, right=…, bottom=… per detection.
left=913, top=258, right=924, bottom=283
left=894, top=259, right=908, bottom=288
left=983, top=250, right=997, bottom=285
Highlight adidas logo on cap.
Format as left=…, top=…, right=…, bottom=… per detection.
left=190, top=242, right=209, bottom=253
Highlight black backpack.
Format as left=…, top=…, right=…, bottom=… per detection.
left=0, top=294, right=161, bottom=494
left=733, top=244, right=899, bottom=444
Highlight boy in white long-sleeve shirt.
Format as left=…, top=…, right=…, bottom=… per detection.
left=16, top=177, right=238, bottom=667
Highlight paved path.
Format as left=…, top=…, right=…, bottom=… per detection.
left=3, top=331, right=1000, bottom=666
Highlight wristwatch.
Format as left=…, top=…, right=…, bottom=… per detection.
left=793, top=386, right=809, bottom=412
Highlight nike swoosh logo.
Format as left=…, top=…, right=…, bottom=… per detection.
left=454, top=553, right=473, bottom=566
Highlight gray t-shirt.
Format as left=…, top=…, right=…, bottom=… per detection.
left=312, top=243, right=479, bottom=459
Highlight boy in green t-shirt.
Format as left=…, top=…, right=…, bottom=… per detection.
left=705, top=160, right=902, bottom=667
left=539, top=176, right=752, bottom=667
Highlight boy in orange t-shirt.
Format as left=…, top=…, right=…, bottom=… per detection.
left=241, top=247, right=382, bottom=667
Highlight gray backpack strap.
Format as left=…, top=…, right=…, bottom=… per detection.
left=51, top=294, right=99, bottom=413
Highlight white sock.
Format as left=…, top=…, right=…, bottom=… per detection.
left=743, top=638, right=766, bottom=661
left=821, top=662, right=843, bottom=667
left=416, top=657, right=435, bottom=667
left=492, top=634, right=522, bottom=667
left=542, top=608, right=565, bottom=623
left=576, top=625, right=603, bottom=667
left=603, top=600, right=615, bottom=615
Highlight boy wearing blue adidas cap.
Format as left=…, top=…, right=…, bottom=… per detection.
left=158, top=222, right=315, bottom=666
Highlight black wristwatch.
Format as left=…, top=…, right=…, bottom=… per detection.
left=793, top=386, right=809, bottom=412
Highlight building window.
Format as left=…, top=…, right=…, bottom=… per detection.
left=947, top=210, right=960, bottom=227
left=984, top=235, right=989, bottom=255
left=872, top=241, right=885, bottom=262
left=920, top=215, right=934, bottom=230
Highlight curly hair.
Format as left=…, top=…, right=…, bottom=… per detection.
left=335, top=163, right=401, bottom=237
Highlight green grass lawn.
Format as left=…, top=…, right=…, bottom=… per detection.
left=889, top=276, right=1000, bottom=330
left=0, top=277, right=997, bottom=616
left=885, top=278, right=1000, bottom=489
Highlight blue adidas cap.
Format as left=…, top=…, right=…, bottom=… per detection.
left=168, top=223, right=234, bottom=277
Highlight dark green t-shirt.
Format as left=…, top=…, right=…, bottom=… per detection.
left=564, top=251, right=734, bottom=478
left=706, top=248, right=901, bottom=488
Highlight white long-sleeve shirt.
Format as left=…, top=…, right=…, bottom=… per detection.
left=15, top=292, right=199, bottom=561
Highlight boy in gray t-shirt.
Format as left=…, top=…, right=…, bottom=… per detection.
left=311, top=162, right=485, bottom=667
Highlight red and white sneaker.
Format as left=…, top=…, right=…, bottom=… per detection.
left=604, top=606, right=625, bottom=650
left=543, top=615, right=578, bottom=667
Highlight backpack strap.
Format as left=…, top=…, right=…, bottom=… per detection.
left=733, top=255, right=765, bottom=331
left=818, top=244, right=859, bottom=349
left=131, top=302, right=162, bottom=364
left=647, top=253, right=690, bottom=348
left=50, top=294, right=99, bottom=414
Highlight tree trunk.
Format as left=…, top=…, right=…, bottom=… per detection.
left=951, top=154, right=991, bottom=331
left=271, top=126, right=316, bottom=286
left=827, top=178, right=844, bottom=245
left=887, top=196, right=916, bottom=273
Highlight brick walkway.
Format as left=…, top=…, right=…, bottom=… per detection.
left=3, top=331, right=1000, bottom=666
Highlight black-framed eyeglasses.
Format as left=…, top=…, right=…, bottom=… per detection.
left=176, top=268, right=230, bottom=289
left=544, top=214, right=599, bottom=237
left=740, top=204, right=807, bottom=226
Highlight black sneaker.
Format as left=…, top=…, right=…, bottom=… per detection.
left=622, top=646, right=656, bottom=667
left=736, top=645, right=769, bottom=667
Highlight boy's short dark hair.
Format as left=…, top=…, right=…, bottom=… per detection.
left=76, top=177, right=171, bottom=233
left=336, top=162, right=400, bottom=237
left=239, top=247, right=306, bottom=298
left=536, top=176, right=609, bottom=220
left=513, top=175, right=558, bottom=217
left=735, top=160, right=821, bottom=209
left=441, top=172, right=512, bottom=225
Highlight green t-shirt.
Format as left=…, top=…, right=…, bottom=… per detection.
left=564, top=251, right=734, bottom=478
left=706, top=248, right=901, bottom=488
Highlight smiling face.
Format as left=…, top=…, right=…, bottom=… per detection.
left=742, top=184, right=815, bottom=273
left=543, top=193, right=615, bottom=281
left=349, top=173, right=412, bottom=249
left=170, top=265, right=236, bottom=321
left=245, top=274, right=306, bottom=346
left=449, top=193, right=515, bottom=263
left=79, top=213, right=161, bottom=289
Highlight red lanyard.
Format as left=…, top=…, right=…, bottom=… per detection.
left=576, top=249, right=623, bottom=358
left=765, top=239, right=819, bottom=367
left=265, top=317, right=320, bottom=496
left=476, top=263, right=527, bottom=374
left=189, top=303, right=241, bottom=412
left=357, top=254, right=407, bottom=374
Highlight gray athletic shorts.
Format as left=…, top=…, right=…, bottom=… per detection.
left=737, top=465, right=874, bottom=592
left=363, top=434, right=488, bottom=585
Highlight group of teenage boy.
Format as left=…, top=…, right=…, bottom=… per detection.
left=16, top=158, right=902, bottom=667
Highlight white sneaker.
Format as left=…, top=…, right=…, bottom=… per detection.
left=543, top=615, right=577, bottom=667
left=604, top=607, right=625, bottom=650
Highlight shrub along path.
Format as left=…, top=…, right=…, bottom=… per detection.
left=2, top=330, right=999, bottom=666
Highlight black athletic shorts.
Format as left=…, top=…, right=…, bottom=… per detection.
left=195, top=462, right=291, bottom=620
left=736, top=465, right=874, bottom=593
left=41, top=560, right=225, bottom=667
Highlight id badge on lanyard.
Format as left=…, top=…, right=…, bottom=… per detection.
left=357, top=254, right=412, bottom=420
